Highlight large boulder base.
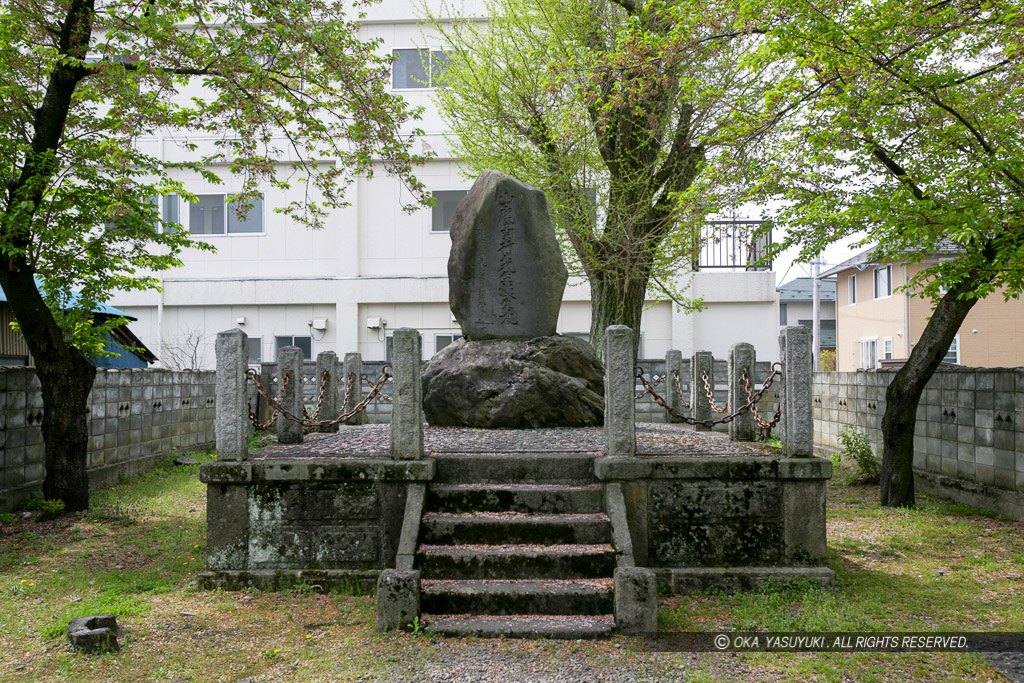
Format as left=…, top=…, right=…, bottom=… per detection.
left=422, top=335, right=604, bottom=428
left=448, top=170, right=568, bottom=341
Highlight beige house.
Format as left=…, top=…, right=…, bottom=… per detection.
left=822, top=248, right=1024, bottom=371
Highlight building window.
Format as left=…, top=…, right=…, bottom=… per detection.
left=943, top=334, right=960, bottom=365
left=189, top=194, right=264, bottom=235
left=848, top=274, right=857, bottom=305
left=883, top=337, right=893, bottom=360
left=874, top=265, right=892, bottom=299
left=274, top=335, right=312, bottom=361
left=435, top=333, right=463, bottom=352
left=431, top=190, right=468, bottom=232
left=859, top=339, right=877, bottom=370
left=392, top=48, right=452, bottom=89
left=779, top=303, right=788, bottom=325
left=247, top=337, right=263, bottom=365
left=162, top=194, right=181, bottom=233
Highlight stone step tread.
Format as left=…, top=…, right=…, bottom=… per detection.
left=418, top=544, right=614, bottom=555
left=420, top=579, right=615, bottom=616
left=422, top=512, right=610, bottom=521
left=421, top=578, right=614, bottom=593
left=429, top=483, right=603, bottom=491
left=426, top=483, right=605, bottom=515
left=423, top=614, right=616, bottom=639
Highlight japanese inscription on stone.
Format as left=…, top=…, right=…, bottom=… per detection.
left=448, top=170, right=568, bottom=340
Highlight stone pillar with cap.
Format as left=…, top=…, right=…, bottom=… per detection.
left=690, top=350, right=714, bottom=431
left=391, top=328, right=423, bottom=459
left=277, top=345, right=304, bottom=445
left=728, top=342, right=757, bottom=441
left=315, top=351, right=338, bottom=433
left=780, top=325, right=814, bottom=456
left=343, top=352, right=368, bottom=425
left=214, top=329, right=249, bottom=461
left=664, top=349, right=684, bottom=424
left=604, top=325, right=635, bottom=457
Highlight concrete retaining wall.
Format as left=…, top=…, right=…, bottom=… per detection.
left=0, top=366, right=216, bottom=511
left=813, top=368, right=1024, bottom=520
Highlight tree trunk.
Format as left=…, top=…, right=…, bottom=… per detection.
left=0, top=267, right=96, bottom=511
left=38, top=356, right=95, bottom=511
left=589, top=269, right=649, bottom=362
left=880, top=285, right=978, bottom=507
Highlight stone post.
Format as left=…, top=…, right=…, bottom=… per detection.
left=315, top=351, right=338, bottom=433
left=690, top=350, right=714, bottom=431
left=604, top=325, right=635, bottom=457
left=664, top=349, right=684, bottom=424
left=215, top=329, right=249, bottom=461
left=781, top=325, right=813, bottom=457
left=391, top=328, right=423, bottom=460
left=728, top=342, right=757, bottom=441
left=277, top=346, right=304, bottom=445
left=343, top=352, right=369, bottom=425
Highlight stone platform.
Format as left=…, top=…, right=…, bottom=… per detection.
left=199, top=424, right=834, bottom=616
left=248, top=423, right=773, bottom=459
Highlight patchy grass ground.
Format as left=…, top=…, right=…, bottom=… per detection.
left=0, top=454, right=1021, bottom=682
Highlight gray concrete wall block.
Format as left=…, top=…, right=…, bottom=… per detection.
left=604, top=326, right=635, bottom=457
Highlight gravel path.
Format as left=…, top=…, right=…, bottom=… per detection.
left=251, top=423, right=772, bottom=459
left=353, top=640, right=765, bottom=683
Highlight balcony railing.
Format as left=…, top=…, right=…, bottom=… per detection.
left=692, top=220, right=772, bottom=271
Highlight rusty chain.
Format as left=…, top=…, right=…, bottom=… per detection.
left=635, top=363, right=782, bottom=429
left=672, top=370, right=690, bottom=410
left=702, top=371, right=729, bottom=413
left=635, top=370, right=662, bottom=400
left=743, top=367, right=782, bottom=432
left=304, top=371, right=330, bottom=421
left=365, top=375, right=392, bottom=402
left=248, top=365, right=392, bottom=428
left=247, top=371, right=288, bottom=430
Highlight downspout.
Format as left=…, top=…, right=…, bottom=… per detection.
left=903, top=264, right=910, bottom=358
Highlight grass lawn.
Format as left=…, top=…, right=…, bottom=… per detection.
left=0, top=453, right=1021, bottom=682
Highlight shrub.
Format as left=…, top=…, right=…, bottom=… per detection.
left=836, top=423, right=879, bottom=483
left=820, top=349, right=837, bottom=372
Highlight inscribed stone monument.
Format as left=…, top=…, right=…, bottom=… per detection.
left=422, top=170, right=604, bottom=428
left=448, top=170, right=568, bottom=340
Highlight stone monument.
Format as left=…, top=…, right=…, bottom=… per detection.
left=422, top=170, right=604, bottom=428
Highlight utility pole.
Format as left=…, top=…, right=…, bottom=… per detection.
left=812, top=258, right=821, bottom=371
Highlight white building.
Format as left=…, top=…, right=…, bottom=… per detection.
left=111, top=1, right=778, bottom=367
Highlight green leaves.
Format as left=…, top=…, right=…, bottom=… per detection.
left=0, top=0, right=430, bottom=353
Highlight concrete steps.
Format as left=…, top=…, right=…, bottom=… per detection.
left=417, top=453, right=617, bottom=637
left=422, top=613, right=616, bottom=639
left=416, top=544, right=616, bottom=580
left=421, top=512, right=611, bottom=545
left=421, top=579, right=613, bottom=616
left=426, top=483, right=603, bottom=514
left=431, top=453, right=598, bottom=485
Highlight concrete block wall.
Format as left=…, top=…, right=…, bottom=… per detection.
left=814, top=368, right=1024, bottom=516
left=1, top=366, right=216, bottom=511
left=253, top=355, right=779, bottom=427
left=635, top=358, right=779, bottom=428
